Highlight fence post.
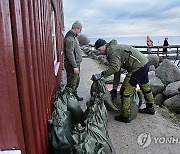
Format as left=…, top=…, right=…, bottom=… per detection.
left=157, top=46, right=160, bottom=57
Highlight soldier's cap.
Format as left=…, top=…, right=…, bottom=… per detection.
left=94, top=39, right=107, bottom=49
left=72, top=20, right=82, bottom=30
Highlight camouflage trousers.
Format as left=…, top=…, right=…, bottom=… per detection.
left=120, top=63, right=154, bottom=117
left=64, top=64, right=80, bottom=97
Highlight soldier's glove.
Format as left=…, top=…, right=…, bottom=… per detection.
left=91, top=73, right=102, bottom=81
left=110, top=89, right=117, bottom=100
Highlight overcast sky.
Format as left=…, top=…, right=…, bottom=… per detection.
left=63, top=0, right=180, bottom=38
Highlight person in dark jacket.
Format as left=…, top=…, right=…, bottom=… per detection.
left=92, top=39, right=155, bottom=123
left=64, top=20, right=83, bottom=101
left=163, top=38, right=170, bottom=56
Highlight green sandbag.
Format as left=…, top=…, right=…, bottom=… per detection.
left=73, top=95, right=113, bottom=154
left=74, top=135, right=104, bottom=154
left=84, top=96, right=112, bottom=154
left=53, top=86, right=64, bottom=101
left=49, top=100, right=74, bottom=154
left=87, top=125, right=112, bottom=154
left=130, top=91, right=139, bottom=120
left=50, top=125, right=71, bottom=154
left=90, top=80, right=118, bottom=111
left=72, top=124, right=106, bottom=154
left=63, top=87, right=84, bottom=124
left=84, top=95, right=108, bottom=134
left=67, top=98, right=84, bottom=124
left=85, top=115, right=112, bottom=154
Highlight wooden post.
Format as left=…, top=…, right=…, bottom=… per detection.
left=157, top=46, right=159, bottom=57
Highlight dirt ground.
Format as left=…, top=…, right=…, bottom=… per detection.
left=63, top=53, right=180, bottom=154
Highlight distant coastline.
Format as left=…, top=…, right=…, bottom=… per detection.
left=89, top=36, right=180, bottom=46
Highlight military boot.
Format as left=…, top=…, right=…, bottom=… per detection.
left=114, top=115, right=131, bottom=123
left=139, top=103, right=155, bottom=115
left=76, top=95, right=83, bottom=101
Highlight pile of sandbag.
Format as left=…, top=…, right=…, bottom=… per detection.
left=48, top=88, right=84, bottom=154
left=73, top=94, right=112, bottom=153
left=48, top=82, right=114, bottom=154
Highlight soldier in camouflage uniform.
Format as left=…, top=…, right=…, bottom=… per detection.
left=64, top=21, right=83, bottom=101
left=93, top=39, right=155, bottom=123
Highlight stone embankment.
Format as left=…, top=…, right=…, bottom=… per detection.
left=148, top=55, right=180, bottom=113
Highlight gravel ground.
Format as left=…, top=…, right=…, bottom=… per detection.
left=63, top=53, right=180, bottom=154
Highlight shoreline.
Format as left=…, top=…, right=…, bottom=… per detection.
left=88, top=36, right=180, bottom=46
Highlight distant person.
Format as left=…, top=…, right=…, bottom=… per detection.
left=92, top=39, right=155, bottom=123
left=163, top=37, right=170, bottom=56
left=64, top=20, right=83, bottom=101
left=146, top=35, right=153, bottom=52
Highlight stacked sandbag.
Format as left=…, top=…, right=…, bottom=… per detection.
left=62, top=88, right=84, bottom=124
left=73, top=125, right=105, bottom=153
left=48, top=97, right=74, bottom=154
left=72, top=94, right=113, bottom=154
left=48, top=87, right=84, bottom=154
left=49, top=86, right=114, bottom=154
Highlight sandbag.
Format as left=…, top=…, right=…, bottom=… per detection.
left=72, top=125, right=105, bottom=154
left=86, top=124, right=112, bottom=154
left=84, top=95, right=113, bottom=154
left=63, top=87, right=84, bottom=124
left=53, top=86, right=64, bottom=101
left=84, top=95, right=108, bottom=133
left=49, top=100, right=74, bottom=154
left=72, top=94, right=113, bottom=154
left=130, top=91, right=140, bottom=120
left=49, top=84, right=114, bottom=154
left=90, top=80, right=118, bottom=111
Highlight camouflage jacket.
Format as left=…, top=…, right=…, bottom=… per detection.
left=101, top=40, right=148, bottom=78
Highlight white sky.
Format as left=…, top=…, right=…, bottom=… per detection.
left=63, top=0, right=180, bottom=38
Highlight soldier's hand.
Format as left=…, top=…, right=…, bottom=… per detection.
left=74, top=67, right=79, bottom=75
left=91, top=73, right=101, bottom=81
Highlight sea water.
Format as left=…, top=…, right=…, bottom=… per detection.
left=89, top=36, right=180, bottom=46
left=89, top=36, right=180, bottom=67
